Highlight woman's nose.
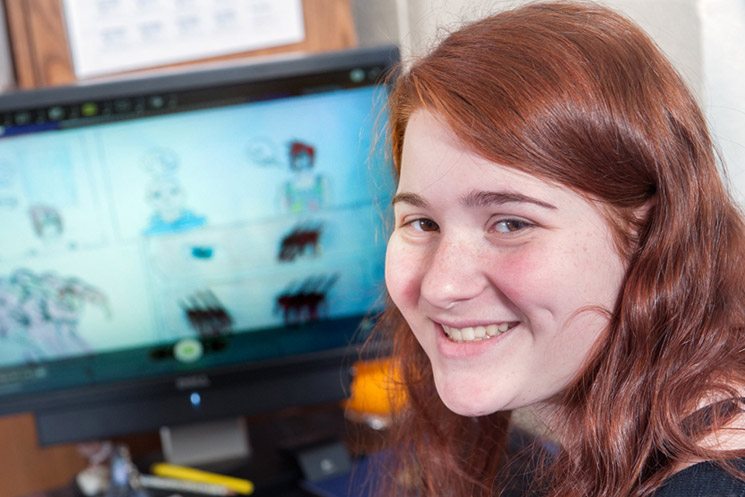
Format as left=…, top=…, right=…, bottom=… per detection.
left=419, top=237, right=488, bottom=310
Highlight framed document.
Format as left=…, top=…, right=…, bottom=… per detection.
left=5, top=0, right=357, bottom=88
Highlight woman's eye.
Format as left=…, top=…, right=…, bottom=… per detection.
left=493, top=218, right=532, bottom=233
left=407, top=218, right=439, bottom=232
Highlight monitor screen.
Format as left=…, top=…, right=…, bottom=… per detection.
left=0, top=46, right=397, bottom=446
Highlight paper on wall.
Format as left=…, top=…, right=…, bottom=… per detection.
left=63, top=0, right=305, bottom=79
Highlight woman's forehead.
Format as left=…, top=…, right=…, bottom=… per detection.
left=399, top=109, right=582, bottom=202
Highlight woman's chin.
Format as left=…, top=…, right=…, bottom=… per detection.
left=435, top=382, right=517, bottom=417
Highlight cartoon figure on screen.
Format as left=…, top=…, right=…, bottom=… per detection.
left=0, top=268, right=111, bottom=364
left=281, top=141, right=329, bottom=213
left=179, top=289, right=233, bottom=337
left=141, top=148, right=206, bottom=236
left=277, top=222, right=323, bottom=262
left=245, top=137, right=282, bottom=168
left=29, top=204, right=64, bottom=240
left=275, top=273, right=338, bottom=325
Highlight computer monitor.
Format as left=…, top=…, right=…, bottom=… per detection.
left=0, top=46, right=397, bottom=461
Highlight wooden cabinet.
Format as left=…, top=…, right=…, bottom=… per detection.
left=0, top=413, right=87, bottom=497
left=4, top=0, right=358, bottom=88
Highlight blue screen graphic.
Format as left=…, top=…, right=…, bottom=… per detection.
left=0, top=86, right=392, bottom=369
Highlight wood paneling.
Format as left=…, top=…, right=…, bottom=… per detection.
left=4, top=0, right=74, bottom=88
left=4, top=0, right=358, bottom=88
left=0, top=413, right=87, bottom=497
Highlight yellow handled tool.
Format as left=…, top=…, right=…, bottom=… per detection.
left=151, top=462, right=254, bottom=495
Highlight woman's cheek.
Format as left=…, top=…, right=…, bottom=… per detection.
left=385, top=234, right=423, bottom=307
left=489, top=247, right=548, bottom=302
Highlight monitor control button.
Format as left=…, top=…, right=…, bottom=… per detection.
left=174, top=338, right=203, bottom=363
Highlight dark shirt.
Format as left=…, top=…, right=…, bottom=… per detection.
left=654, top=459, right=745, bottom=497
left=502, top=432, right=745, bottom=497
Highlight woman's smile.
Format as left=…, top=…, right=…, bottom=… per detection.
left=440, top=321, right=519, bottom=342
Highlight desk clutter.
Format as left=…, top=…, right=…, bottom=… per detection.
left=75, top=444, right=253, bottom=497
left=71, top=443, right=376, bottom=497
left=61, top=403, right=384, bottom=497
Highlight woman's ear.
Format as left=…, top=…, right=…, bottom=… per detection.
left=634, top=196, right=656, bottom=224
left=606, top=196, right=656, bottom=260
left=626, top=196, right=657, bottom=255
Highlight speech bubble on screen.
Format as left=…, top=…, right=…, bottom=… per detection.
left=245, top=137, right=283, bottom=167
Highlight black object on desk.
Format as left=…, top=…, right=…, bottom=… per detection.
left=295, top=440, right=353, bottom=483
left=300, top=453, right=378, bottom=497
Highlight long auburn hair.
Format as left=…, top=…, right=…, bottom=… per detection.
left=376, top=2, right=745, bottom=497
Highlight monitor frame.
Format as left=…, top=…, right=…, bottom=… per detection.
left=0, top=44, right=398, bottom=447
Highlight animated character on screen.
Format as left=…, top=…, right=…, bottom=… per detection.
left=179, top=289, right=233, bottom=337
left=29, top=204, right=64, bottom=240
left=278, top=222, right=323, bottom=262
left=0, top=268, right=111, bottom=364
left=141, top=148, right=206, bottom=235
left=275, top=273, right=338, bottom=325
left=281, top=141, right=329, bottom=213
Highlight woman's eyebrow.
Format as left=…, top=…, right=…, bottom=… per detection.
left=392, top=192, right=429, bottom=207
left=391, top=190, right=557, bottom=210
left=461, top=190, right=557, bottom=210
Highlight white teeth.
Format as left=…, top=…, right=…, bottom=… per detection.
left=442, top=323, right=515, bottom=342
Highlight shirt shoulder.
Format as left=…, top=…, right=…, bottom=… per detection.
left=654, top=459, right=745, bottom=497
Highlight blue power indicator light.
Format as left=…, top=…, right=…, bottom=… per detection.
left=189, top=392, right=202, bottom=408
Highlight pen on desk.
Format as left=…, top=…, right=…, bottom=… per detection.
left=151, top=462, right=254, bottom=495
left=139, top=474, right=235, bottom=496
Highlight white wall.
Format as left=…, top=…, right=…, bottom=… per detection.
left=395, top=0, right=702, bottom=96
left=352, top=0, right=401, bottom=50
left=700, top=0, right=745, bottom=203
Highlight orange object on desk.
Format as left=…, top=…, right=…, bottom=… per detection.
left=344, top=358, right=406, bottom=422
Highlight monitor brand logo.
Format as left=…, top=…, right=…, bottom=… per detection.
left=175, top=374, right=211, bottom=390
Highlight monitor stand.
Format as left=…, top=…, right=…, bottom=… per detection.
left=150, top=406, right=350, bottom=493
left=155, top=416, right=301, bottom=493
left=159, top=417, right=251, bottom=467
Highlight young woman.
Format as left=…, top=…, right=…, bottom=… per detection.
left=379, top=2, right=745, bottom=496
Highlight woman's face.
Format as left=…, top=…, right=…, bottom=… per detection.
left=385, top=109, right=627, bottom=416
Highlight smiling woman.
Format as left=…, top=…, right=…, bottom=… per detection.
left=376, top=2, right=745, bottom=497
left=387, top=109, right=626, bottom=417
